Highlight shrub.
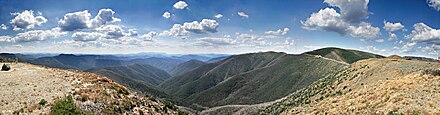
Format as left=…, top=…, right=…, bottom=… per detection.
left=423, top=69, right=440, bottom=76
left=146, top=94, right=157, bottom=101
left=50, top=95, right=87, bottom=115
left=39, top=99, right=47, bottom=106
left=178, top=111, right=188, bottom=115
left=117, top=89, right=129, bottom=95
left=81, top=96, right=88, bottom=102
left=163, top=99, right=177, bottom=110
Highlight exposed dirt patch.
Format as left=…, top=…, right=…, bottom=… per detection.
left=0, top=63, right=178, bottom=114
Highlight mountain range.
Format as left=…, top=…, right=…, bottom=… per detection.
left=159, top=48, right=383, bottom=111
left=1, top=47, right=438, bottom=114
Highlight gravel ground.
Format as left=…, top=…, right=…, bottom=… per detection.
left=0, top=63, right=179, bottom=114
left=0, top=63, right=74, bottom=114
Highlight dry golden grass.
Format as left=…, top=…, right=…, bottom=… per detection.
left=284, top=59, right=440, bottom=114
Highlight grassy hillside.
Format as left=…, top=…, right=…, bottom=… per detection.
left=304, top=47, right=384, bottom=64
left=85, top=64, right=172, bottom=98
left=159, top=51, right=348, bottom=110
left=262, top=58, right=440, bottom=114
left=28, top=57, right=78, bottom=69
left=168, top=60, right=207, bottom=76
left=160, top=52, right=287, bottom=98
left=86, top=64, right=172, bottom=86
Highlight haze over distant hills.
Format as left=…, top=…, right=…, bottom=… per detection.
left=0, top=53, right=229, bottom=70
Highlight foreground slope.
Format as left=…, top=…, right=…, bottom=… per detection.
left=304, top=47, right=384, bottom=64
left=160, top=51, right=349, bottom=110
left=0, top=63, right=178, bottom=114
left=263, top=58, right=440, bottom=114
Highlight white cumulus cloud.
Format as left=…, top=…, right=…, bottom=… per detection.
left=173, top=1, right=188, bottom=9
left=265, top=28, right=290, bottom=35
left=72, top=32, right=104, bottom=42
left=141, top=31, right=157, bottom=41
left=0, top=28, right=67, bottom=42
left=10, top=10, right=47, bottom=30
left=58, top=10, right=91, bottom=31
left=90, top=9, right=121, bottom=28
left=406, top=23, right=440, bottom=45
left=1, top=24, right=7, bottom=30
left=58, top=9, right=120, bottom=31
left=388, top=33, right=397, bottom=41
left=127, top=29, right=138, bottom=37
left=238, top=12, right=249, bottom=18
left=428, top=0, right=440, bottom=11
left=375, top=39, right=384, bottom=43
left=163, top=12, right=171, bottom=19
left=383, top=21, right=404, bottom=32
left=95, top=25, right=126, bottom=39
left=0, top=36, right=13, bottom=42
left=160, top=19, right=219, bottom=39
left=347, top=22, right=380, bottom=39
left=214, top=14, right=223, bottom=18
left=302, top=8, right=380, bottom=39
left=324, top=0, right=369, bottom=23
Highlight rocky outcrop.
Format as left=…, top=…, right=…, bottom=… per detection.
left=1, top=64, right=10, bottom=71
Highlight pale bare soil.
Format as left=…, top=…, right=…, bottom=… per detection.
left=0, top=63, right=74, bottom=114
left=0, top=63, right=177, bottom=114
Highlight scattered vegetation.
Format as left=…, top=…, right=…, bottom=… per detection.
left=163, top=99, right=177, bottom=110
left=39, top=99, right=47, bottom=106
left=50, top=95, right=88, bottom=115
left=178, top=111, right=188, bottom=115
left=261, top=64, right=370, bottom=114
left=423, top=69, right=440, bottom=76
left=387, top=111, right=404, bottom=115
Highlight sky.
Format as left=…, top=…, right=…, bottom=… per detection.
left=0, top=0, right=439, bottom=58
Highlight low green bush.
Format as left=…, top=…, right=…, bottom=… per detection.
left=39, top=99, right=47, bottom=106
left=50, top=95, right=88, bottom=115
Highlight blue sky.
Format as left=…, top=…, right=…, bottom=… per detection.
left=0, top=0, right=439, bottom=58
